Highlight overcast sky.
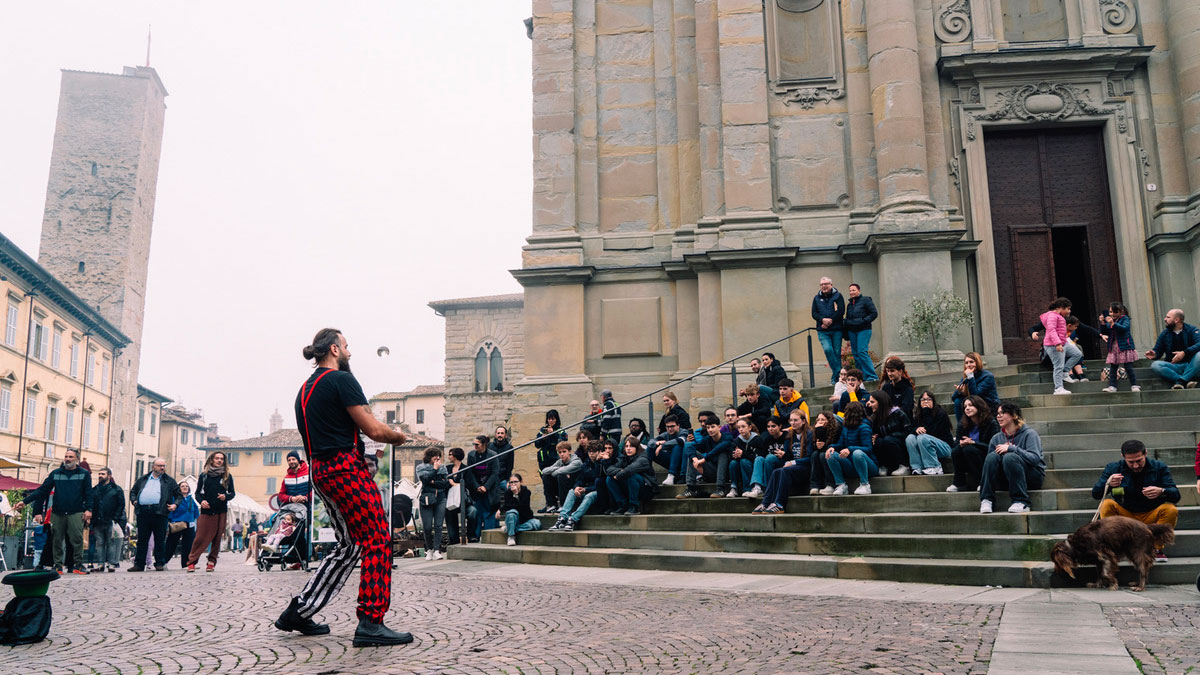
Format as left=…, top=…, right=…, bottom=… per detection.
left=0, top=2, right=533, bottom=440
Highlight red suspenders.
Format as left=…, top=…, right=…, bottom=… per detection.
left=299, top=370, right=333, bottom=457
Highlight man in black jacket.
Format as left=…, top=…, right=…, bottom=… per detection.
left=488, top=426, right=515, bottom=484
left=464, top=435, right=500, bottom=542
left=843, top=284, right=879, bottom=382
left=811, top=277, right=846, bottom=385
left=499, top=474, right=540, bottom=546
left=15, top=449, right=92, bottom=574
left=127, top=457, right=183, bottom=571
left=89, top=467, right=127, bottom=572
left=1093, top=439, right=1180, bottom=561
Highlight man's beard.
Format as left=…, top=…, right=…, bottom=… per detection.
left=337, top=354, right=351, bottom=373
left=64, top=461, right=78, bottom=470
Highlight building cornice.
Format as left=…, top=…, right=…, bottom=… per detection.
left=510, top=266, right=596, bottom=287
left=1146, top=222, right=1200, bottom=255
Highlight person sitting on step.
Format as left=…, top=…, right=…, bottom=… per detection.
left=1063, top=316, right=1101, bottom=381
left=866, top=389, right=912, bottom=476
left=736, top=384, right=773, bottom=437
left=679, top=419, right=735, bottom=499
left=752, top=410, right=815, bottom=513
left=550, top=441, right=605, bottom=531
left=880, top=357, right=915, bottom=415
left=676, top=410, right=720, bottom=490
left=810, top=411, right=843, bottom=495
left=499, top=474, right=541, bottom=547
left=729, top=418, right=764, bottom=499
left=742, top=417, right=791, bottom=499
left=828, top=368, right=849, bottom=407
left=604, top=436, right=656, bottom=515
left=657, top=391, right=691, bottom=434
left=834, top=368, right=870, bottom=415
left=649, top=415, right=689, bottom=487
left=1144, top=308, right=1200, bottom=390
left=822, top=402, right=875, bottom=496
left=979, top=401, right=1045, bottom=514
left=625, top=417, right=651, bottom=451
left=951, top=352, right=999, bottom=421
left=772, top=378, right=809, bottom=424
left=1092, top=439, right=1179, bottom=562
left=540, top=441, right=583, bottom=513
left=947, top=395, right=999, bottom=493
left=1099, top=302, right=1141, bottom=393
left=905, top=390, right=954, bottom=476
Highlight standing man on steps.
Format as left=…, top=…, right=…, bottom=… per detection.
left=275, top=328, right=412, bottom=647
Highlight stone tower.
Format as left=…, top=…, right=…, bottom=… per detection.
left=38, top=66, right=167, bottom=484
left=269, top=408, right=283, bottom=435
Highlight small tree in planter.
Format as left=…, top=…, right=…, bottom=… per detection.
left=898, top=290, right=974, bottom=373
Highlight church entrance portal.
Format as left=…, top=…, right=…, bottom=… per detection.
left=983, top=126, right=1122, bottom=363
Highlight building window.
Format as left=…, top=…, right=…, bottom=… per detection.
left=473, top=343, right=504, bottom=392
left=150, top=410, right=157, bottom=436
left=138, top=404, right=146, bottom=432
left=385, top=410, right=395, bottom=424
left=135, top=459, right=145, bottom=477
left=70, top=340, right=79, bottom=378
left=266, top=477, right=277, bottom=494
left=4, top=301, right=17, bottom=347
left=98, top=421, right=106, bottom=452
left=0, top=383, right=10, bottom=429
left=25, top=395, right=36, bottom=438
left=416, top=409, right=425, bottom=424
left=101, top=358, right=110, bottom=390
left=51, top=328, right=62, bottom=369
left=264, top=451, right=282, bottom=466
left=45, top=442, right=53, bottom=458
left=86, top=350, right=96, bottom=387
left=82, top=415, right=91, bottom=449
left=65, top=407, right=74, bottom=444
left=181, top=428, right=189, bottom=445
left=44, top=404, right=57, bottom=442
left=226, top=452, right=239, bottom=467
left=179, top=459, right=186, bottom=475
left=30, top=319, right=48, bottom=362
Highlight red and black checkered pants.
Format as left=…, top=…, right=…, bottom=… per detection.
left=293, top=451, right=390, bottom=623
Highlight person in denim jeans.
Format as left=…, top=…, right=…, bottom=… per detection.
left=744, top=418, right=791, bottom=499
left=843, top=284, right=878, bottom=382
left=824, top=402, right=876, bottom=495
left=811, top=277, right=846, bottom=385
left=1145, top=309, right=1200, bottom=389
left=500, top=474, right=541, bottom=546
left=605, top=437, right=656, bottom=515
left=551, top=442, right=604, bottom=531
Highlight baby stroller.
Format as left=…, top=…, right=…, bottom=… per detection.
left=257, top=503, right=309, bottom=572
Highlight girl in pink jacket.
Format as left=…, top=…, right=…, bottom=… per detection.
left=1040, top=298, right=1075, bottom=395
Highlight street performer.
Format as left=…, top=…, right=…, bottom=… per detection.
left=274, top=328, right=411, bottom=647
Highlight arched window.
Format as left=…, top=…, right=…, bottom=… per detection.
left=489, top=348, right=504, bottom=392
left=474, top=348, right=489, bottom=392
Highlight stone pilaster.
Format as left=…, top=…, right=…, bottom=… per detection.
left=1166, top=0, right=1200, bottom=214
left=695, top=0, right=726, bottom=219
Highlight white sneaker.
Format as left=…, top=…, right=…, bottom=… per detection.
left=506, top=536, right=517, bottom=546
left=744, top=486, right=763, bottom=499
left=853, top=483, right=872, bottom=495
left=432, top=550, right=445, bottom=560
left=1007, top=502, right=1031, bottom=513
left=424, top=550, right=433, bottom=561
left=726, top=488, right=739, bottom=498
left=945, top=484, right=959, bottom=492
left=877, top=467, right=888, bottom=477
left=980, top=499, right=993, bottom=514
left=808, top=488, right=820, bottom=495
left=1131, top=385, right=1142, bottom=392
left=891, top=466, right=911, bottom=476
left=832, top=483, right=848, bottom=496
left=1053, top=387, right=1072, bottom=395
left=923, top=467, right=944, bottom=476
left=661, top=475, right=675, bottom=486
left=1063, top=375, right=1078, bottom=383
left=819, top=485, right=835, bottom=495
left=1102, top=386, right=1117, bottom=393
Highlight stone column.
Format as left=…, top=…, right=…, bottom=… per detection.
left=1166, top=0, right=1200, bottom=205
left=864, top=0, right=935, bottom=215
left=695, top=0, right=726, bottom=219
left=691, top=267, right=724, bottom=409
left=715, top=0, right=772, bottom=214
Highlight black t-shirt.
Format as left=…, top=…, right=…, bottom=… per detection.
left=294, top=368, right=368, bottom=461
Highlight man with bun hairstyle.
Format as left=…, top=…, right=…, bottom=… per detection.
left=275, top=328, right=411, bottom=647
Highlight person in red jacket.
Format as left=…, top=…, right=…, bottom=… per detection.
left=278, top=450, right=312, bottom=506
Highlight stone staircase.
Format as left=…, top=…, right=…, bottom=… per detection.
left=450, top=359, right=1200, bottom=588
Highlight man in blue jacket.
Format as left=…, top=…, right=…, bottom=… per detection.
left=811, top=276, right=846, bottom=385
left=1144, top=308, right=1200, bottom=389
left=1093, top=439, right=1179, bottom=561
left=843, top=283, right=879, bottom=382
left=15, top=449, right=92, bottom=575
left=678, top=420, right=735, bottom=499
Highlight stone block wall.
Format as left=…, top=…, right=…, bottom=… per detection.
left=438, top=300, right=525, bottom=452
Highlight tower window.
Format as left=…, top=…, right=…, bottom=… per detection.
left=473, top=341, right=505, bottom=392
left=78, top=261, right=85, bottom=274
left=90, top=162, right=97, bottom=176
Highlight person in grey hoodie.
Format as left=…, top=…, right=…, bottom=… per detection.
left=979, top=401, right=1045, bottom=514
left=540, top=441, right=584, bottom=509
left=415, top=447, right=450, bottom=559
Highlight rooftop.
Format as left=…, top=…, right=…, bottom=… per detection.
left=203, top=428, right=303, bottom=451
left=428, top=293, right=523, bottom=315
left=137, top=384, right=173, bottom=404
left=371, top=384, right=446, bottom=400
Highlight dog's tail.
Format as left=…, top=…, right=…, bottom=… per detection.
left=1148, top=523, right=1175, bottom=548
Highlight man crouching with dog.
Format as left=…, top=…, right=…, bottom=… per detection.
left=1092, top=439, right=1180, bottom=562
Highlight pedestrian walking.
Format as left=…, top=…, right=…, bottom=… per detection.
left=165, top=480, right=199, bottom=568
left=186, top=452, right=236, bottom=572
left=127, top=458, right=183, bottom=572
left=88, top=467, right=127, bottom=573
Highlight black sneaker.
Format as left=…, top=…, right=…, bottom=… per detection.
left=624, top=507, right=640, bottom=516
left=675, top=490, right=698, bottom=499
left=275, top=598, right=331, bottom=636
left=127, top=565, right=145, bottom=572
left=353, top=618, right=414, bottom=647
left=563, top=518, right=576, bottom=532
left=537, top=506, right=552, bottom=514
left=154, top=565, right=165, bottom=572
left=548, top=518, right=566, bottom=531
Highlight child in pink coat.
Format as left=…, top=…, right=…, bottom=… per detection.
left=1040, top=297, right=1077, bottom=395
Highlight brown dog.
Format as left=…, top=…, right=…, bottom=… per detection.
left=1051, top=516, right=1175, bottom=591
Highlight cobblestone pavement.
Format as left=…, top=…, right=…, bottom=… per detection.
left=1105, top=605, right=1200, bottom=675
left=4, top=562, right=1000, bottom=674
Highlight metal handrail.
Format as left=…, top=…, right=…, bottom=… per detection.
left=448, top=326, right=819, bottom=481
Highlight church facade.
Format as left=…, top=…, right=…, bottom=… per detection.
left=505, top=0, right=1200, bottom=439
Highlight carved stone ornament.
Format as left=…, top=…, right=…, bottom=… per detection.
left=782, top=86, right=846, bottom=109
left=1099, top=0, right=1137, bottom=35
left=966, top=82, right=1128, bottom=141
left=934, top=0, right=972, bottom=43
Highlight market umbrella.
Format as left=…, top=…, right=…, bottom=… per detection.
left=0, top=475, right=40, bottom=491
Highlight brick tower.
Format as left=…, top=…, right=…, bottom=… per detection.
left=37, top=66, right=167, bottom=485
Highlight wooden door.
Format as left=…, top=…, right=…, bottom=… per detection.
left=984, top=127, right=1121, bottom=363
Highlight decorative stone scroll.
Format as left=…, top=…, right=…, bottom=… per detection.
left=934, top=0, right=972, bottom=43
left=965, top=81, right=1128, bottom=141
left=1099, top=0, right=1137, bottom=35
left=766, top=0, right=845, bottom=108
left=782, top=86, right=846, bottom=109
